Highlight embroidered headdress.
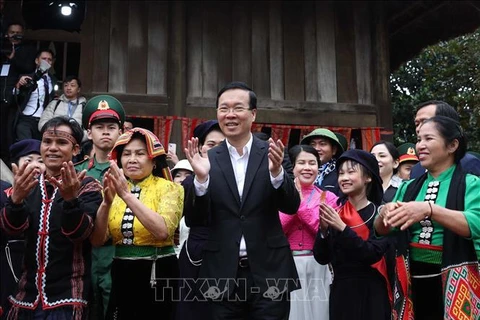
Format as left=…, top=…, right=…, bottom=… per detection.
left=110, top=128, right=172, bottom=181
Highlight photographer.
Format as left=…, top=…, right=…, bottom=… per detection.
left=13, top=48, right=56, bottom=141
left=1, top=22, right=36, bottom=104
left=1, top=21, right=36, bottom=163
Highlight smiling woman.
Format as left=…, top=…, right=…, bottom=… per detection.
left=374, top=116, right=480, bottom=319
left=90, top=127, right=184, bottom=319
left=279, top=144, right=339, bottom=320
left=314, top=149, right=392, bottom=320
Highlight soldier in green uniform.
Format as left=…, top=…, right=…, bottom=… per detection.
left=396, top=142, right=419, bottom=181
left=75, top=95, right=125, bottom=319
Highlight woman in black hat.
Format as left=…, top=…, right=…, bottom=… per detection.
left=1, top=139, right=45, bottom=317
left=313, top=149, right=392, bottom=319
left=176, top=120, right=224, bottom=320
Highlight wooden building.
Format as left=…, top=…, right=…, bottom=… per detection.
left=4, top=0, right=480, bottom=148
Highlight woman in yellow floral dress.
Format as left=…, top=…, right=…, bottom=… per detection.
left=91, top=128, right=184, bottom=319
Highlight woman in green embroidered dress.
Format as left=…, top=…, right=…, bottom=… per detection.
left=91, top=128, right=184, bottom=319
left=374, top=116, right=480, bottom=319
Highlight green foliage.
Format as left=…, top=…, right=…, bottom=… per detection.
left=390, top=27, right=480, bottom=151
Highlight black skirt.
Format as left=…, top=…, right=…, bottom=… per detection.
left=410, top=260, right=443, bottom=319
left=107, top=254, right=179, bottom=320
left=176, top=226, right=211, bottom=320
left=330, top=268, right=391, bottom=320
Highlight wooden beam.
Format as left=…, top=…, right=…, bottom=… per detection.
left=185, top=105, right=377, bottom=128
left=78, top=1, right=95, bottom=92
left=186, top=97, right=377, bottom=114
left=84, top=93, right=168, bottom=104
left=24, top=30, right=81, bottom=43
left=390, top=1, right=450, bottom=37
left=371, top=2, right=392, bottom=140
left=167, top=1, right=187, bottom=147
left=387, top=1, right=424, bottom=25
left=468, top=1, right=480, bottom=12
left=335, top=1, right=358, bottom=103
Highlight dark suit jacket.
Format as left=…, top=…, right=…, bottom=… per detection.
left=410, top=153, right=480, bottom=179
left=188, top=137, right=301, bottom=295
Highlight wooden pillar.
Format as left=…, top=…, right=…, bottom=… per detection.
left=167, top=1, right=186, bottom=158
left=371, top=1, right=393, bottom=141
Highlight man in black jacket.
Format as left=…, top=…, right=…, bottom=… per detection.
left=0, top=21, right=36, bottom=163
left=185, top=82, right=301, bottom=319
left=410, top=100, right=480, bottom=178
left=0, top=116, right=102, bottom=319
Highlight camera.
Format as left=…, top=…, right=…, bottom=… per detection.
left=1, top=35, right=24, bottom=57
left=22, top=60, right=51, bottom=92
left=1, top=40, right=11, bottom=57
left=10, top=35, right=23, bottom=41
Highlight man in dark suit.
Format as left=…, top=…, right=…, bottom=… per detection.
left=184, top=82, right=301, bottom=319
left=411, top=100, right=480, bottom=178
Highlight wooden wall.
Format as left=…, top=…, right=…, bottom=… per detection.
left=79, top=0, right=391, bottom=131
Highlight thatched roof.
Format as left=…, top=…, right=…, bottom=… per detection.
left=389, top=0, right=480, bottom=71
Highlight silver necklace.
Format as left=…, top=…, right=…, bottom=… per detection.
left=348, top=202, right=376, bottom=229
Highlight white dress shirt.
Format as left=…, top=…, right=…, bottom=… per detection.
left=22, top=75, right=52, bottom=118
left=194, top=134, right=284, bottom=257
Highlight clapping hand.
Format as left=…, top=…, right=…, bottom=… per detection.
left=107, top=161, right=130, bottom=200
left=320, top=202, right=346, bottom=232
left=268, top=138, right=284, bottom=178
left=102, top=169, right=117, bottom=205
left=47, top=161, right=86, bottom=202
left=386, top=201, right=431, bottom=231
left=377, top=202, right=398, bottom=227
left=10, top=162, right=41, bottom=204
left=184, top=137, right=210, bottom=183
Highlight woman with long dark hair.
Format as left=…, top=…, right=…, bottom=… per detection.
left=370, top=140, right=402, bottom=203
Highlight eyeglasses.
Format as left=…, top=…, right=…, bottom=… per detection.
left=217, top=106, right=250, bottom=115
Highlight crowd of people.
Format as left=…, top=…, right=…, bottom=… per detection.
left=2, top=22, right=480, bottom=320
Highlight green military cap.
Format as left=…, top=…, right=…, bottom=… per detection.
left=397, top=142, right=419, bottom=164
left=334, top=132, right=348, bottom=152
left=301, top=128, right=344, bottom=153
left=82, top=95, right=126, bottom=129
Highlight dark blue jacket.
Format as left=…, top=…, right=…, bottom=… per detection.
left=410, top=153, right=480, bottom=179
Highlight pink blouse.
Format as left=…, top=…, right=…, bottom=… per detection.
left=279, top=185, right=339, bottom=251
